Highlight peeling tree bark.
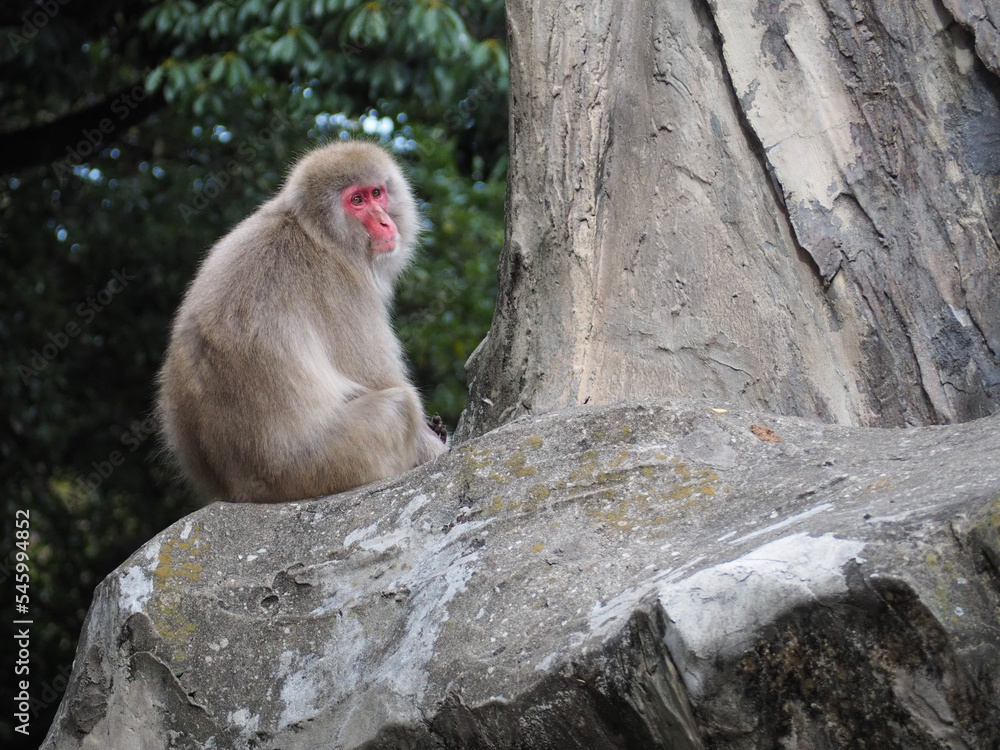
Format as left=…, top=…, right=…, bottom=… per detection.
left=460, top=0, right=1000, bottom=440
left=945, top=0, right=1000, bottom=76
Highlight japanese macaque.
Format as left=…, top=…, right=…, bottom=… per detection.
left=157, top=140, right=447, bottom=503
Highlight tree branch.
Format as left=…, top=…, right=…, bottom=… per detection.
left=0, top=81, right=168, bottom=175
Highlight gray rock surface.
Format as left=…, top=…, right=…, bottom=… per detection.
left=42, top=400, right=1000, bottom=749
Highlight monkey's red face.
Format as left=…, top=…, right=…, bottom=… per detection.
left=341, top=184, right=397, bottom=254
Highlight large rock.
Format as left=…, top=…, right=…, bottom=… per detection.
left=42, top=400, right=1000, bottom=749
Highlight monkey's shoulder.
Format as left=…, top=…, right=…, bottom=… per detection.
left=231, top=205, right=312, bottom=257
left=198, top=209, right=313, bottom=284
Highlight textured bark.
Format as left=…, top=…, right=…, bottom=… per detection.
left=945, top=0, right=1000, bottom=76
left=459, top=0, right=1000, bottom=440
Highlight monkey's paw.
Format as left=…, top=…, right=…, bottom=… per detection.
left=427, top=414, right=448, bottom=443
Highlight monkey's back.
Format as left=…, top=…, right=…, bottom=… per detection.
left=157, top=205, right=411, bottom=500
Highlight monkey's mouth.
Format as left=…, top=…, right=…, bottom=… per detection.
left=371, top=238, right=396, bottom=253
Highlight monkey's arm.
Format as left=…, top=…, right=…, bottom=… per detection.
left=417, top=416, right=450, bottom=461
left=427, top=414, right=448, bottom=443
left=246, top=385, right=444, bottom=502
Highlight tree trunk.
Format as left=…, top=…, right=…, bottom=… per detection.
left=460, top=0, right=1000, bottom=441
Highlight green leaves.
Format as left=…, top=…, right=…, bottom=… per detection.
left=268, top=29, right=300, bottom=63
left=140, top=0, right=201, bottom=41
left=162, top=58, right=203, bottom=101
left=344, top=2, right=390, bottom=46
left=1, top=6, right=508, bottom=741
left=471, top=37, right=509, bottom=87
left=207, top=53, right=253, bottom=88
left=203, top=1, right=237, bottom=38
left=238, top=0, right=272, bottom=26
left=137, top=0, right=508, bottom=140
left=406, top=0, right=469, bottom=57
left=140, top=0, right=195, bottom=36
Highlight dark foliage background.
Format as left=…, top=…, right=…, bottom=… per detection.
left=0, top=1, right=508, bottom=745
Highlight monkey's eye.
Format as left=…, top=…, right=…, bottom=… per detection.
left=350, top=194, right=364, bottom=205
left=371, top=188, right=382, bottom=198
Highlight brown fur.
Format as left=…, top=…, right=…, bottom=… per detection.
left=157, top=141, right=447, bottom=503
